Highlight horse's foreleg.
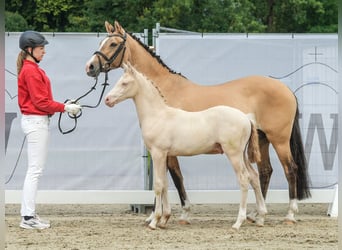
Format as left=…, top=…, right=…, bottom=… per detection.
left=158, top=177, right=171, bottom=229
left=148, top=152, right=168, bottom=230
left=145, top=198, right=155, bottom=224
left=167, top=156, right=191, bottom=224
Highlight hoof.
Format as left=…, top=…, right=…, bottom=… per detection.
left=255, top=217, right=265, bottom=227
left=283, top=219, right=296, bottom=225
left=178, top=219, right=191, bottom=225
left=246, top=217, right=255, bottom=223
left=158, top=224, right=167, bottom=229
left=147, top=224, right=156, bottom=230
left=229, top=227, right=239, bottom=233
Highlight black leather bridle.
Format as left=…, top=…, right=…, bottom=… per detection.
left=93, top=32, right=127, bottom=72
left=58, top=33, right=127, bottom=134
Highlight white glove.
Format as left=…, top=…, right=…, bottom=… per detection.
left=64, top=103, right=82, bottom=115
left=65, top=99, right=77, bottom=105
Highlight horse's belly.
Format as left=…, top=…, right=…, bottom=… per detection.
left=167, top=142, right=223, bottom=156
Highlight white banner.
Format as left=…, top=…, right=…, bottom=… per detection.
left=5, top=33, right=144, bottom=190
left=157, top=33, right=338, bottom=190
left=5, top=33, right=338, bottom=191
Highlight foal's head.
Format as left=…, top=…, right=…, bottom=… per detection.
left=105, top=63, right=140, bottom=107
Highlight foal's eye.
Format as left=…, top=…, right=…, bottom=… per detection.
left=110, top=42, right=117, bottom=47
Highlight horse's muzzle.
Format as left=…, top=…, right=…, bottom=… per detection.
left=86, top=62, right=100, bottom=77
left=104, top=97, right=116, bottom=107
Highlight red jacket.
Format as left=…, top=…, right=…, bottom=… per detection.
left=18, top=60, right=65, bottom=116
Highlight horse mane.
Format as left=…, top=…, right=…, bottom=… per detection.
left=128, top=33, right=186, bottom=79
left=131, top=65, right=167, bottom=103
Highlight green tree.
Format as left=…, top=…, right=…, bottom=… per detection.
left=5, top=0, right=338, bottom=33
left=5, top=0, right=85, bottom=32
left=138, top=0, right=266, bottom=33
left=83, top=0, right=155, bottom=32
left=5, top=0, right=36, bottom=31
left=5, top=11, right=29, bottom=31
left=259, top=0, right=338, bottom=33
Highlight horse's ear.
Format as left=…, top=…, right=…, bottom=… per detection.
left=105, top=21, right=115, bottom=34
left=114, top=21, right=125, bottom=35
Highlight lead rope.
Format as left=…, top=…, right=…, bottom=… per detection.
left=58, top=72, right=109, bottom=134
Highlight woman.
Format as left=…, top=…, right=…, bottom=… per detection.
left=17, top=30, right=81, bottom=229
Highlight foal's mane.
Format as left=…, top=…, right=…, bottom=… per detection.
left=128, top=33, right=186, bottom=79
left=133, top=66, right=167, bottom=103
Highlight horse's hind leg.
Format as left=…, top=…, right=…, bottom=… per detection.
left=226, top=152, right=249, bottom=230
left=272, top=142, right=299, bottom=223
left=256, top=131, right=273, bottom=198
left=246, top=162, right=267, bottom=226
left=247, top=131, right=272, bottom=222
left=167, top=156, right=191, bottom=224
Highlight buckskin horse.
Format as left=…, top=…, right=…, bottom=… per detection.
left=85, top=21, right=311, bottom=224
left=105, top=63, right=267, bottom=230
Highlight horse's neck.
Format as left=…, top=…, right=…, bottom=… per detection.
left=128, top=36, right=192, bottom=93
left=129, top=42, right=168, bottom=79
left=132, top=76, right=169, bottom=122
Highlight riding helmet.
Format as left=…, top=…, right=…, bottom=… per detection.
left=19, top=30, right=49, bottom=50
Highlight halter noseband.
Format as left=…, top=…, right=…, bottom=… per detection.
left=93, top=33, right=127, bottom=72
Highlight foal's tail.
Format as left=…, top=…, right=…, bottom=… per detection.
left=290, top=103, right=311, bottom=200
left=247, top=121, right=261, bottom=163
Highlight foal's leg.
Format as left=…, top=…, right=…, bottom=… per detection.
left=227, top=153, right=249, bottom=230
left=148, top=151, right=168, bottom=230
left=158, top=175, right=171, bottom=229
left=167, top=156, right=191, bottom=224
left=145, top=156, right=190, bottom=225
left=246, top=162, right=267, bottom=226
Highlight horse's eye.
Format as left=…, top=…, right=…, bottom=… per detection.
left=110, top=42, right=117, bottom=47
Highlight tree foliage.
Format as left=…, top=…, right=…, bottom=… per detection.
left=5, top=0, right=337, bottom=33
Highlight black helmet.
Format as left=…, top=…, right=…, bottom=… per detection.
left=19, top=30, right=49, bottom=50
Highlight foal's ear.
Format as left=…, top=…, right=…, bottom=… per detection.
left=105, top=21, right=115, bottom=33
left=114, top=21, right=125, bottom=35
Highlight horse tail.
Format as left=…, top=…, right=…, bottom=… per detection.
left=247, top=121, right=261, bottom=164
left=290, top=102, right=311, bottom=200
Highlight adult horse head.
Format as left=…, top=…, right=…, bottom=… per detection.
left=86, top=21, right=129, bottom=77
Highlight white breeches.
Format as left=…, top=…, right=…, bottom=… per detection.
left=20, top=115, right=50, bottom=217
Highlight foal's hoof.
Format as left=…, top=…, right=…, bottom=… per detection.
left=246, top=211, right=257, bottom=223
left=147, top=224, right=157, bottom=230
left=229, top=227, right=239, bottom=234
left=178, top=219, right=191, bottom=225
